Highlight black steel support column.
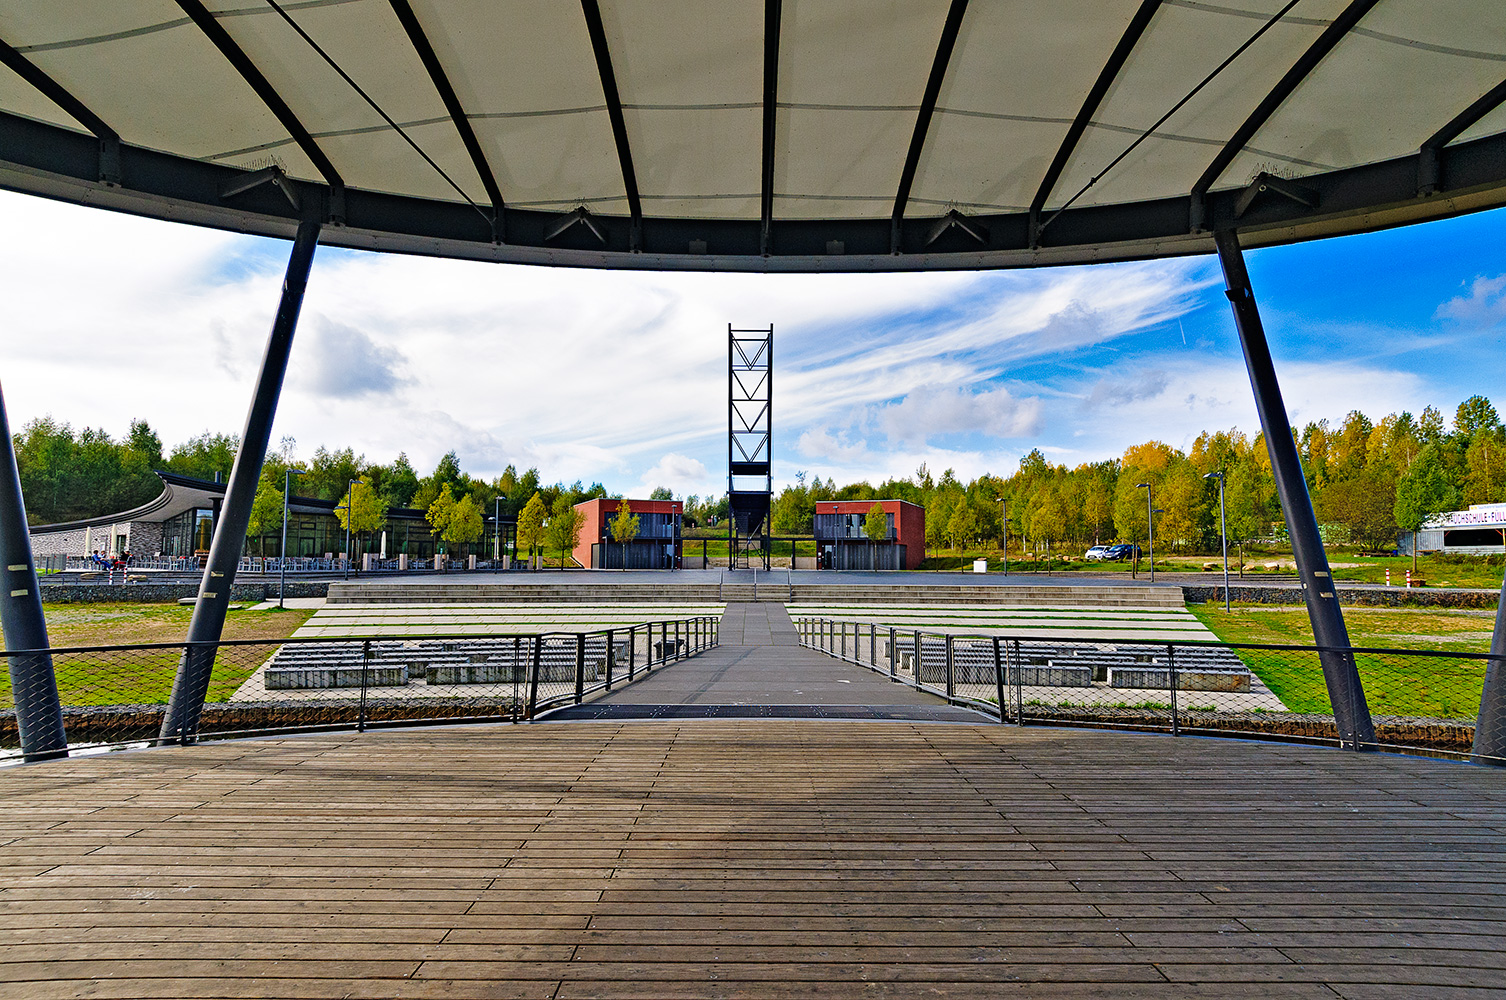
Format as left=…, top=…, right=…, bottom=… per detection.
left=0, top=382, right=67, bottom=760
left=1214, top=230, right=1375, bottom=748
left=1473, top=576, right=1506, bottom=764
left=158, top=216, right=321, bottom=744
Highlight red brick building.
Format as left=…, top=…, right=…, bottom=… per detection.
left=813, top=499, right=925, bottom=570
left=574, top=498, right=683, bottom=569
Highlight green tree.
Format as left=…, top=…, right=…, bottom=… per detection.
left=608, top=496, right=640, bottom=569
left=1394, top=445, right=1461, bottom=573
left=247, top=480, right=284, bottom=556
left=863, top=502, right=889, bottom=540
left=379, top=452, right=420, bottom=509
left=336, top=480, right=389, bottom=561
left=649, top=486, right=674, bottom=500
left=443, top=493, right=484, bottom=554
left=516, top=492, right=548, bottom=570
left=424, top=483, right=457, bottom=553
left=1455, top=395, right=1501, bottom=438
left=546, top=494, right=584, bottom=569
left=946, top=500, right=977, bottom=552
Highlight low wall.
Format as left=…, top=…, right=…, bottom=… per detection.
left=40, top=581, right=331, bottom=604
left=1182, top=584, right=1498, bottom=609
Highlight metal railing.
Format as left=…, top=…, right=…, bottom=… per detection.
left=794, top=617, right=1502, bottom=762
left=0, top=616, right=719, bottom=758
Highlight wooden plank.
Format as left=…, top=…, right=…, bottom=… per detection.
left=0, top=720, right=1500, bottom=997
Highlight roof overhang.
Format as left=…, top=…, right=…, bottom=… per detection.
left=2, top=2, right=1504, bottom=272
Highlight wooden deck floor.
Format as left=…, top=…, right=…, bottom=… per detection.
left=0, top=721, right=1503, bottom=998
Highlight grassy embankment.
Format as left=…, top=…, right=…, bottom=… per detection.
left=2, top=603, right=316, bottom=706
left=1189, top=603, right=1494, bottom=718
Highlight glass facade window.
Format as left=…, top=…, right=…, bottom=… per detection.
left=161, top=508, right=216, bottom=556
left=815, top=512, right=893, bottom=540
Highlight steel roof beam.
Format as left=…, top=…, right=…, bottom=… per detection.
left=173, top=0, right=345, bottom=219
left=580, top=0, right=642, bottom=251
left=0, top=36, right=119, bottom=184
left=760, top=0, right=782, bottom=256
left=1419, top=77, right=1506, bottom=196
left=387, top=0, right=506, bottom=241
left=1190, top=0, right=1382, bottom=230
left=1028, top=0, right=1162, bottom=246
left=890, top=0, right=968, bottom=254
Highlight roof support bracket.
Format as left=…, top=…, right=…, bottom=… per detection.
left=1233, top=171, right=1317, bottom=219
left=545, top=206, right=607, bottom=245
left=220, top=165, right=301, bottom=212
left=924, top=209, right=988, bottom=247
left=98, top=135, right=121, bottom=187
left=1417, top=76, right=1506, bottom=198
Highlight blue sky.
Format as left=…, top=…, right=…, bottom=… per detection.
left=2, top=188, right=1503, bottom=501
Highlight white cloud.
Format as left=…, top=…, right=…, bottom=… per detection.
left=634, top=453, right=713, bottom=498
left=1436, top=274, right=1506, bottom=327
left=876, top=384, right=1042, bottom=446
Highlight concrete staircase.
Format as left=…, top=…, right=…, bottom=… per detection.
left=326, top=581, right=726, bottom=605
left=327, top=577, right=1185, bottom=608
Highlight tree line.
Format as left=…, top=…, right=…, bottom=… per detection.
left=767, top=396, right=1503, bottom=558
left=15, top=394, right=1503, bottom=560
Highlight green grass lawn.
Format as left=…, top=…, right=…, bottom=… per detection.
left=1188, top=603, right=1492, bottom=718
left=1, top=602, right=316, bottom=707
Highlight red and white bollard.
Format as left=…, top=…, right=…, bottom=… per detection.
left=1385, top=568, right=1391, bottom=586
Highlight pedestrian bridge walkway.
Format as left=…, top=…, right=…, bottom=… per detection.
left=549, top=602, right=983, bottom=723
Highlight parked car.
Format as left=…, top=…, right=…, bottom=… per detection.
left=1105, top=543, right=1141, bottom=561
left=1083, top=545, right=1112, bottom=561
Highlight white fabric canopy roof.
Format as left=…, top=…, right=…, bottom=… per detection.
left=1, top=0, right=1503, bottom=270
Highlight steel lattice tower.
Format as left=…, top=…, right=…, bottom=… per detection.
left=728, top=325, right=772, bottom=570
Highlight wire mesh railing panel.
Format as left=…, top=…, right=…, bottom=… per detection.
left=2, top=616, right=719, bottom=758
left=794, top=617, right=1497, bottom=759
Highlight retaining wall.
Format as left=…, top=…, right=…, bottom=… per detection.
left=39, top=581, right=331, bottom=604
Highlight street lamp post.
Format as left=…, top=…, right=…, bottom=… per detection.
left=1205, top=470, right=1230, bottom=612
left=343, top=478, right=362, bottom=580
left=494, top=497, right=501, bottom=574
left=1136, top=482, right=1155, bottom=583
left=996, top=497, right=1008, bottom=576
left=278, top=467, right=306, bottom=609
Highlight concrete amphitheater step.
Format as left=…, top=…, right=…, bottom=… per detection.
left=325, top=582, right=728, bottom=605
left=326, top=579, right=1186, bottom=608
left=788, top=583, right=1186, bottom=608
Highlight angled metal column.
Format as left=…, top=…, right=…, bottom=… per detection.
left=159, top=216, right=321, bottom=744
left=0, top=381, right=67, bottom=760
left=1472, top=579, right=1506, bottom=764
left=1214, top=230, right=1376, bottom=750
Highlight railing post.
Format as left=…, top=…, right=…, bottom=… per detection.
left=993, top=636, right=1006, bottom=724
left=675, top=620, right=682, bottom=661
left=528, top=634, right=541, bottom=719
left=945, top=634, right=955, bottom=699
left=1013, top=639, right=1025, bottom=726
left=574, top=633, right=585, bottom=704
left=912, top=631, right=922, bottom=690
left=840, top=622, right=847, bottom=661
left=870, top=623, right=876, bottom=668
left=889, top=627, right=897, bottom=679
left=1168, top=644, right=1179, bottom=736
left=605, top=628, right=614, bottom=691
left=628, top=625, right=636, bottom=681
left=358, top=638, right=370, bottom=733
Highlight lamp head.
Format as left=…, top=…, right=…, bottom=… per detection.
left=1136, top=482, right=1149, bottom=489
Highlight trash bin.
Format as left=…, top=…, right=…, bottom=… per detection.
left=972, top=559, right=987, bottom=573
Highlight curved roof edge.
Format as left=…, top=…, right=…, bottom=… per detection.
left=4, top=111, right=1505, bottom=272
